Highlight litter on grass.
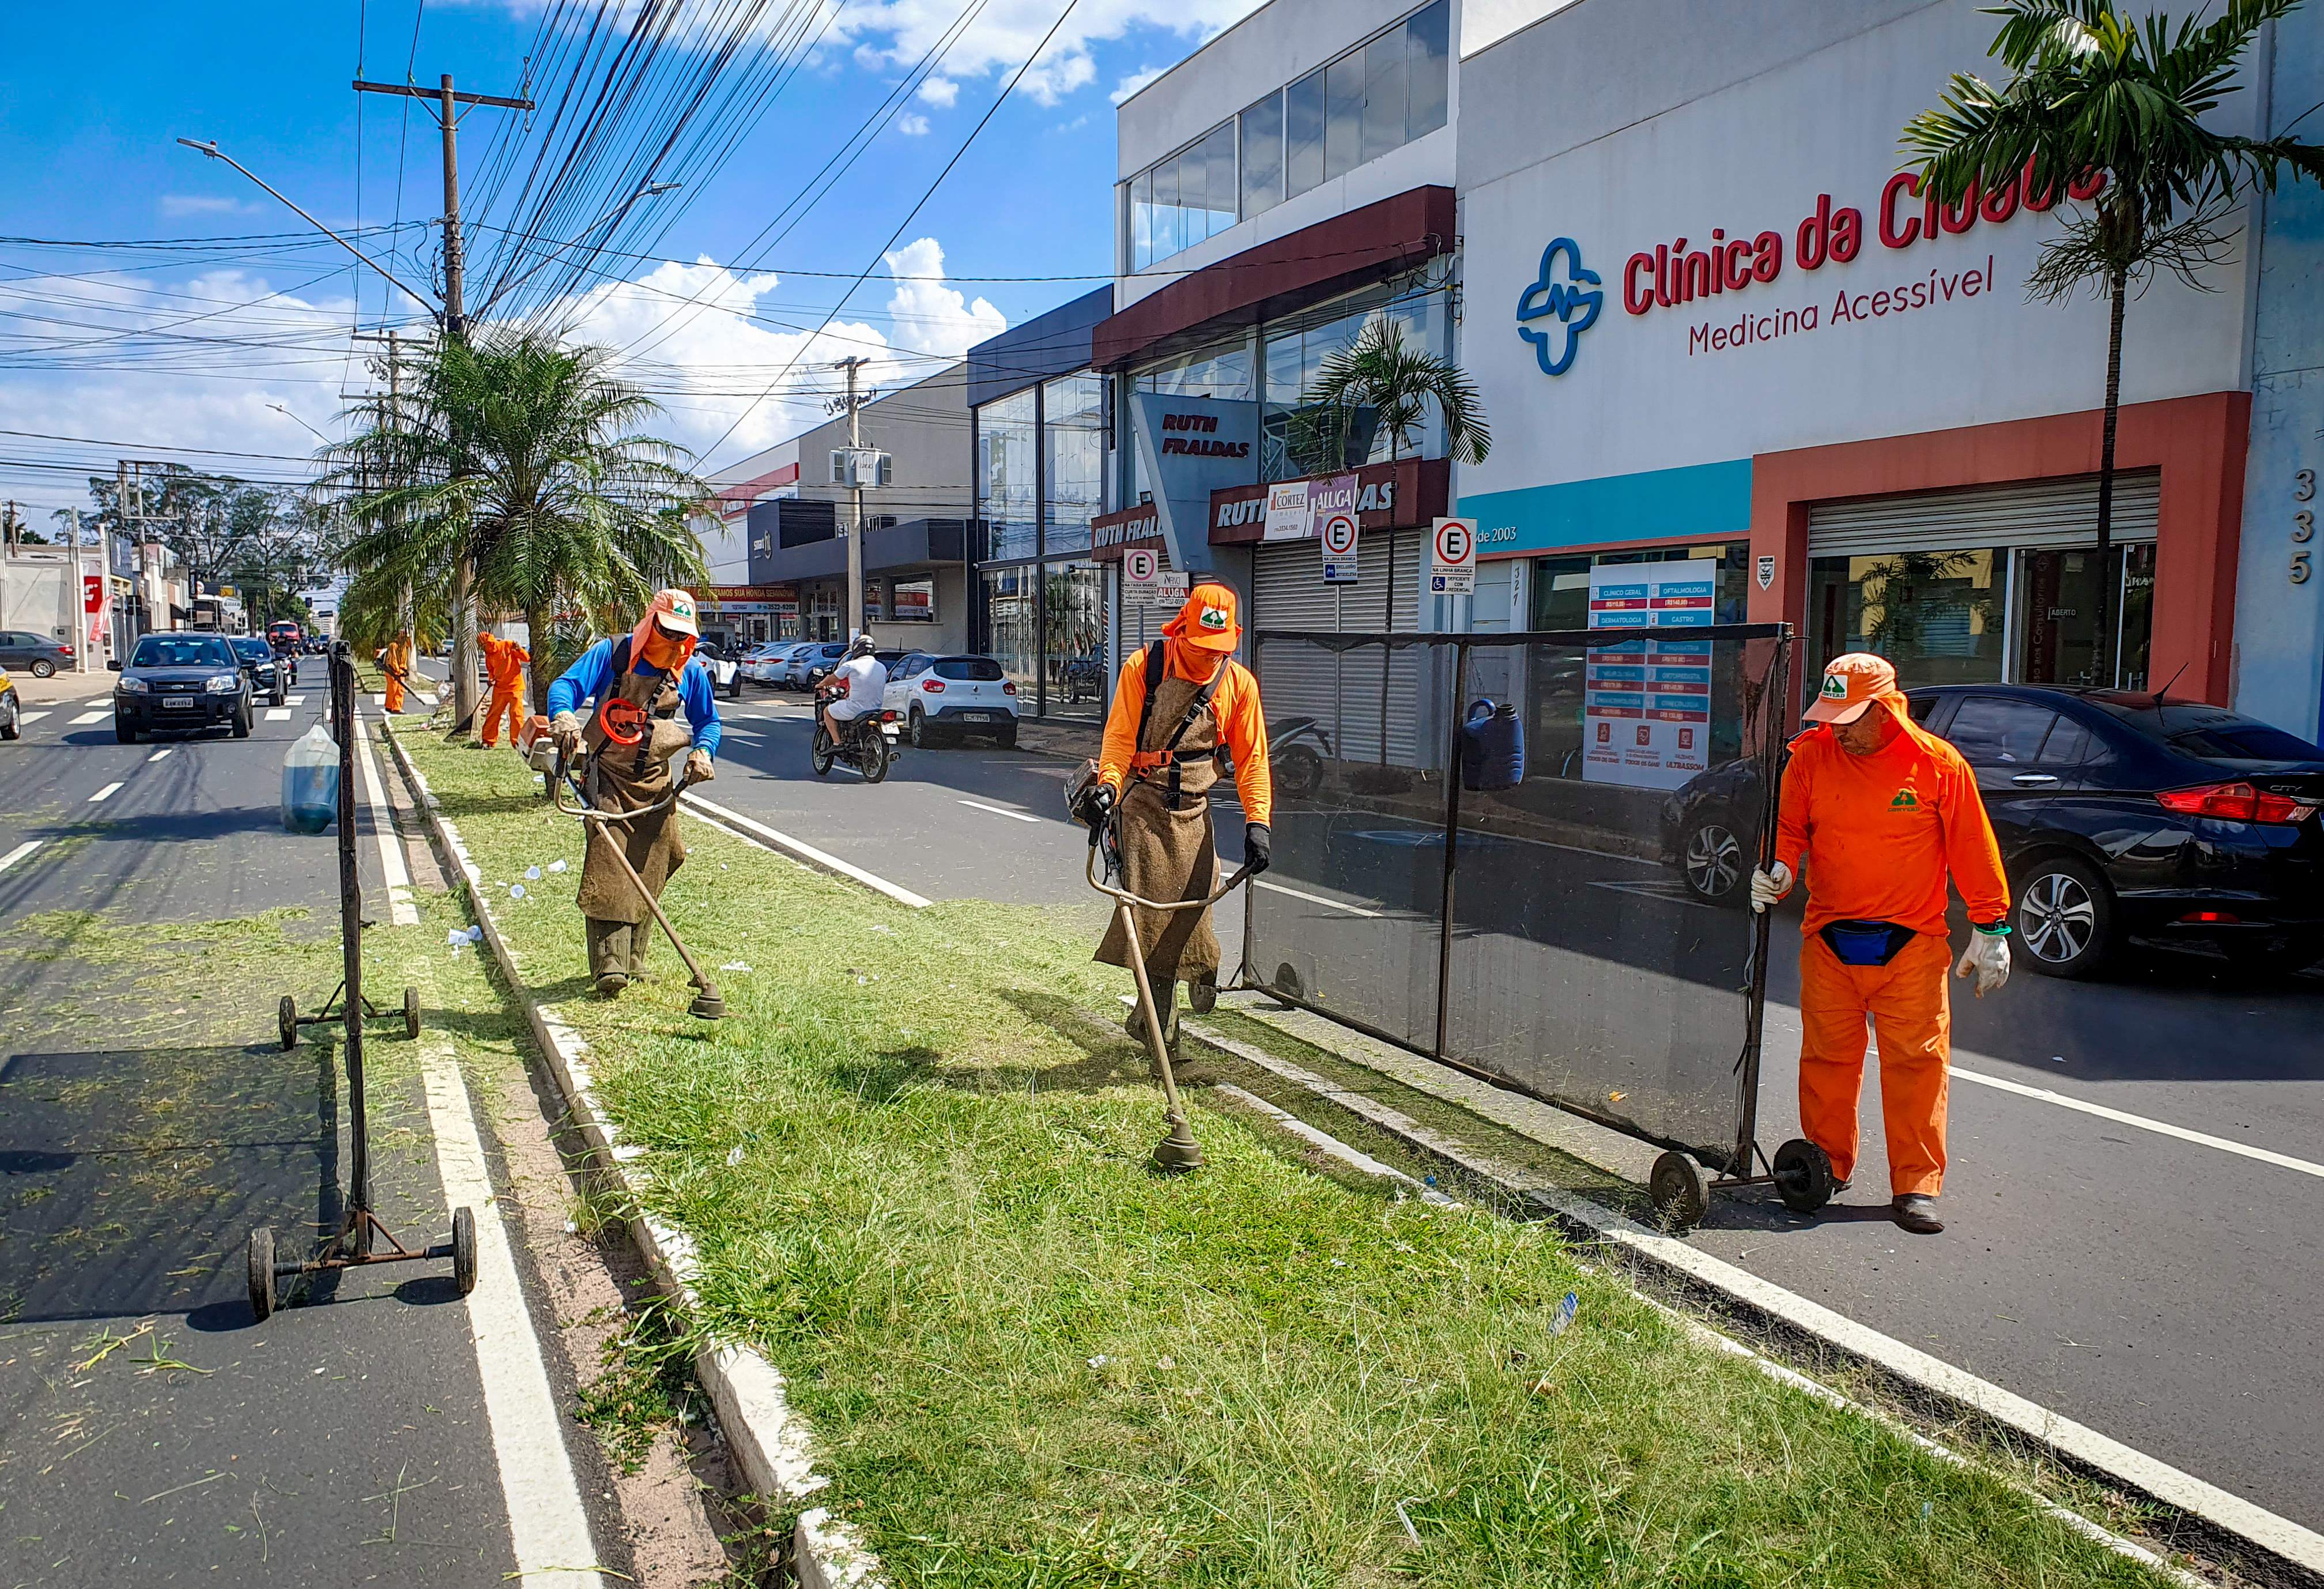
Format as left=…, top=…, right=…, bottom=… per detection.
left=525, top=865, right=541, bottom=880
left=447, top=925, right=483, bottom=947
left=720, top=961, right=751, bottom=972
left=1549, top=1291, right=1580, bottom=1337
left=548, top=858, right=568, bottom=873
left=726, top=1145, right=746, bottom=1167
left=510, top=883, right=526, bottom=899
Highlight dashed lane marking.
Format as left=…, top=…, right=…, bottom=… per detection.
left=286, top=694, right=306, bottom=705
left=265, top=707, right=292, bottom=721
left=352, top=707, right=418, bottom=925
left=0, top=839, right=42, bottom=875
left=68, top=709, right=110, bottom=725
left=1950, top=1063, right=2324, bottom=1181
left=1253, top=876, right=1384, bottom=920
left=957, top=797, right=1040, bottom=824
left=88, top=781, right=123, bottom=803
left=18, top=710, right=49, bottom=725
left=680, top=792, right=931, bottom=908
left=146, top=747, right=174, bottom=762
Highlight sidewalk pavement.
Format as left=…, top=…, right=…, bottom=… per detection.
left=1009, top=714, right=1100, bottom=761
left=12, top=667, right=116, bottom=705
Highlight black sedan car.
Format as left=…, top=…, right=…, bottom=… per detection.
left=0, top=628, right=75, bottom=678
left=230, top=635, right=288, bottom=705
left=1660, top=683, right=2324, bottom=978
left=111, top=632, right=253, bottom=742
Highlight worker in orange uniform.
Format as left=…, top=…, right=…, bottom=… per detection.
left=381, top=630, right=415, bottom=714
left=477, top=630, right=530, bottom=748
left=1750, top=653, right=2012, bottom=1235
left=1076, top=581, right=1272, bottom=1048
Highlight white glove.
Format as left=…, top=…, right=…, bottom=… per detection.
left=1956, top=929, right=2011, bottom=998
left=550, top=709, right=583, bottom=755
left=1748, top=861, right=1793, bottom=913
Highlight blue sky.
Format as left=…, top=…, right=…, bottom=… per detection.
left=0, top=0, right=1261, bottom=519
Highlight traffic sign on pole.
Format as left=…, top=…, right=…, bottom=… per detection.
left=1321, top=511, right=1360, bottom=583
left=1429, top=517, right=1478, bottom=596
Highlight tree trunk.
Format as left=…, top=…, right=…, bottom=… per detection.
left=526, top=596, right=553, bottom=717
left=2091, top=265, right=2127, bottom=689
left=450, top=553, right=480, bottom=732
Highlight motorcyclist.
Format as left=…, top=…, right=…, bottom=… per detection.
left=819, top=633, right=888, bottom=750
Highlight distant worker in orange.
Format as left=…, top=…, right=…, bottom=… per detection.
left=1750, top=653, right=2012, bottom=1235
left=1077, top=581, right=1272, bottom=1046
left=478, top=629, right=531, bottom=748
left=381, top=630, right=415, bottom=714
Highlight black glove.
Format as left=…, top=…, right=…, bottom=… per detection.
left=1243, top=822, right=1272, bottom=876
left=1081, top=781, right=1116, bottom=828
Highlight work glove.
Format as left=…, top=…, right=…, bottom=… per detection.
left=550, top=709, right=583, bottom=759
left=683, top=748, right=715, bottom=786
left=1956, top=928, right=2012, bottom=999
left=1243, top=822, right=1272, bottom=876
left=1748, top=861, right=1793, bottom=913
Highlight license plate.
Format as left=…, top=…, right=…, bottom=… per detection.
left=964, top=711, right=994, bottom=721
left=162, top=697, right=194, bottom=710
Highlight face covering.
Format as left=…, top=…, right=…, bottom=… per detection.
left=636, top=622, right=695, bottom=675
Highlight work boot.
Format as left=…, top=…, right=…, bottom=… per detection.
left=594, top=972, right=629, bottom=998
left=1125, top=980, right=1177, bottom=1052
left=1892, top=1194, right=1944, bottom=1234
left=586, top=919, right=633, bottom=993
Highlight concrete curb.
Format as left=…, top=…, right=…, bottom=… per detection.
left=1186, top=1007, right=2322, bottom=1589
left=379, top=724, right=884, bottom=1588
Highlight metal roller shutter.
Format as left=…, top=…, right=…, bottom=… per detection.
left=1807, top=471, right=2160, bottom=557
left=1251, top=531, right=1431, bottom=768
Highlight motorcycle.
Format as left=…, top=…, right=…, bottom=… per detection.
left=1267, top=714, right=1333, bottom=799
left=811, top=681, right=900, bottom=783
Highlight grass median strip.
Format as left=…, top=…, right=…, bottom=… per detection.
left=402, top=732, right=2171, bottom=1588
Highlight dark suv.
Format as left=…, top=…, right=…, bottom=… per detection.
left=111, top=632, right=252, bottom=742
left=1660, top=684, right=2324, bottom=978
left=230, top=636, right=288, bottom=706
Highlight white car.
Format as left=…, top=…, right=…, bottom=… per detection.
left=883, top=653, right=1019, bottom=748
left=739, top=642, right=791, bottom=687
left=692, top=641, right=745, bottom=700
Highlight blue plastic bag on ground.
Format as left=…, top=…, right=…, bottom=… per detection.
left=281, top=724, right=340, bottom=833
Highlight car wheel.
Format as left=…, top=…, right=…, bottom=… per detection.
left=231, top=702, right=252, bottom=739
left=2013, top=855, right=2113, bottom=978
left=0, top=699, right=17, bottom=741
left=995, top=725, right=1017, bottom=750
left=909, top=706, right=935, bottom=749
left=29, top=659, right=55, bottom=679
left=115, top=717, right=138, bottom=744
left=1681, top=813, right=1749, bottom=906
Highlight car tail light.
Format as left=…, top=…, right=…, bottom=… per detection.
left=58, top=643, right=74, bottom=657
left=922, top=679, right=944, bottom=692
left=2156, top=781, right=2319, bottom=824
left=2177, top=910, right=2242, bottom=924
left=1002, top=681, right=1017, bottom=695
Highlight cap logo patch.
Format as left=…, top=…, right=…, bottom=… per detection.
left=1820, top=673, right=1849, bottom=701
left=1199, top=605, right=1229, bottom=630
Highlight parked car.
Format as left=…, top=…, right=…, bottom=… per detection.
left=1658, top=684, right=2324, bottom=978
left=808, top=647, right=906, bottom=693
left=748, top=641, right=807, bottom=687
left=229, top=635, right=288, bottom=706
left=0, top=667, right=19, bottom=741
left=111, top=632, right=252, bottom=742
left=0, top=630, right=74, bottom=679
left=692, top=640, right=745, bottom=701
left=884, top=653, right=1020, bottom=747
left=787, top=641, right=850, bottom=689
left=735, top=642, right=783, bottom=687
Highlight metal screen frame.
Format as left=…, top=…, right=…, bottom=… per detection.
left=1241, top=623, right=1793, bottom=1175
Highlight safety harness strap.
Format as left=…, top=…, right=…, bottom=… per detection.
left=1128, top=639, right=1225, bottom=809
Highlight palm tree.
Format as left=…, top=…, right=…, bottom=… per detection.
left=1903, top=0, right=2323, bottom=685
left=325, top=332, right=707, bottom=718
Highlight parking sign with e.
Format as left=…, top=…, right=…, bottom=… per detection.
left=1429, top=516, right=1477, bottom=595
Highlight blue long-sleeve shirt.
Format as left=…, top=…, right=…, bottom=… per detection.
left=546, top=638, right=722, bottom=758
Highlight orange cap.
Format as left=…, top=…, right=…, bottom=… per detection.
left=1805, top=652, right=1898, bottom=724
left=1164, top=581, right=1240, bottom=652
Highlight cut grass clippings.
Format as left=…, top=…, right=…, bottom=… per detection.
left=398, top=731, right=2171, bottom=1588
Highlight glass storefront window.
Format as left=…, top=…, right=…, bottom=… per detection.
left=1807, top=549, right=2006, bottom=689
left=1240, top=91, right=1284, bottom=219
left=1043, top=561, right=1108, bottom=722
left=1043, top=373, right=1106, bottom=556
left=982, top=566, right=1040, bottom=698
left=2014, top=543, right=2157, bottom=690
left=976, top=388, right=1038, bottom=563
left=1260, top=272, right=1450, bottom=480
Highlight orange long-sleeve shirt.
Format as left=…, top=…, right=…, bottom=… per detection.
left=1099, top=641, right=1272, bottom=827
left=480, top=634, right=529, bottom=686
left=1773, top=703, right=2009, bottom=939
left=382, top=636, right=413, bottom=677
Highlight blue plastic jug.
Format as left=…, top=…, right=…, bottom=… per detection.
left=281, top=724, right=341, bottom=834
left=1460, top=699, right=1525, bottom=792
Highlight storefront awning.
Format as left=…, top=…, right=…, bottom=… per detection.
left=1209, top=458, right=1450, bottom=545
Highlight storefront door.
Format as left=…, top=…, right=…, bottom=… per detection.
left=2014, top=543, right=2156, bottom=691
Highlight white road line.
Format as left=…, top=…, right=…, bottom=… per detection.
left=352, top=708, right=419, bottom=926
left=67, top=709, right=110, bottom=725
left=417, top=691, right=440, bottom=708
left=1254, top=876, right=1384, bottom=920
left=957, top=797, right=1040, bottom=824
left=18, top=710, right=49, bottom=725
left=286, top=694, right=306, bottom=706
left=1951, top=1063, right=2324, bottom=1181
left=0, top=839, right=42, bottom=875
left=418, top=1040, right=605, bottom=1589
left=680, top=792, right=931, bottom=908
left=374, top=693, right=387, bottom=707
left=265, top=707, right=292, bottom=721
left=87, top=781, right=123, bottom=803
left=146, top=747, right=174, bottom=762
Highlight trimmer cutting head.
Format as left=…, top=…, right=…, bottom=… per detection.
left=688, top=985, right=726, bottom=1021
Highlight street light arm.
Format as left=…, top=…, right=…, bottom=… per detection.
left=176, top=138, right=442, bottom=322
left=476, top=179, right=680, bottom=314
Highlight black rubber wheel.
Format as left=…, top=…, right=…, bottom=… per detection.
left=2013, top=854, right=2114, bottom=979
left=0, top=701, right=18, bottom=741
left=247, top=1227, right=276, bottom=1322
left=995, top=725, right=1018, bottom=750
left=115, top=718, right=138, bottom=744
left=809, top=726, right=833, bottom=777
left=231, top=704, right=251, bottom=739
left=403, top=985, right=421, bottom=1040
left=1681, top=814, right=1749, bottom=907
left=861, top=730, right=891, bottom=785
left=452, top=1206, right=478, bottom=1296
left=1277, top=744, right=1324, bottom=800
left=908, top=706, right=934, bottom=749
left=29, top=658, right=55, bottom=679
left=277, top=993, right=298, bottom=1051
left=1650, top=1150, right=1710, bottom=1230
left=1772, top=1138, right=1835, bottom=1215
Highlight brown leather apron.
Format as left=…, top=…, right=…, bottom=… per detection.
left=1096, top=667, right=1222, bottom=983
left=575, top=667, right=691, bottom=925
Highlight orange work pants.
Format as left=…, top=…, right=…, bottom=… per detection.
left=481, top=680, right=523, bottom=746
left=1797, top=931, right=1951, bottom=1197
left=383, top=672, right=406, bottom=713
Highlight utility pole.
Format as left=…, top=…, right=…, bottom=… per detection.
left=351, top=73, right=531, bottom=730
left=834, top=356, right=871, bottom=642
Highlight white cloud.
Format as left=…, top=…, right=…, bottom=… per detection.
left=827, top=0, right=1264, bottom=107
left=878, top=238, right=1006, bottom=360
left=896, top=112, right=931, bottom=136
left=1110, top=64, right=1164, bottom=104
left=159, top=194, right=259, bottom=218
left=916, top=76, right=959, bottom=107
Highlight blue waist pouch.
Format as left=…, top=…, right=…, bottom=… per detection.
left=1819, top=919, right=1917, bottom=967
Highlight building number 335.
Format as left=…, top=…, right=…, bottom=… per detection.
left=2296, top=469, right=2315, bottom=586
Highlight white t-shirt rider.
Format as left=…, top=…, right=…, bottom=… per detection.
left=826, top=653, right=888, bottom=720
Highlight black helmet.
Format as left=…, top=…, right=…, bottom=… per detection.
left=844, top=632, right=877, bottom=660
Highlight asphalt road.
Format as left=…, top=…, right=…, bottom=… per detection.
left=668, top=672, right=2324, bottom=1534
left=0, top=680, right=613, bottom=1587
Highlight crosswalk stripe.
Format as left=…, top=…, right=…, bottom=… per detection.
left=68, top=709, right=110, bottom=725
left=265, top=707, right=292, bottom=721
left=18, top=710, right=49, bottom=725
left=147, top=747, right=174, bottom=762
left=286, top=694, right=306, bottom=705
left=0, top=839, right=42, bottom=875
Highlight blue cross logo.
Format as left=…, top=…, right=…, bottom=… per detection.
left=1516, top=238, right=1601, bottom=377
